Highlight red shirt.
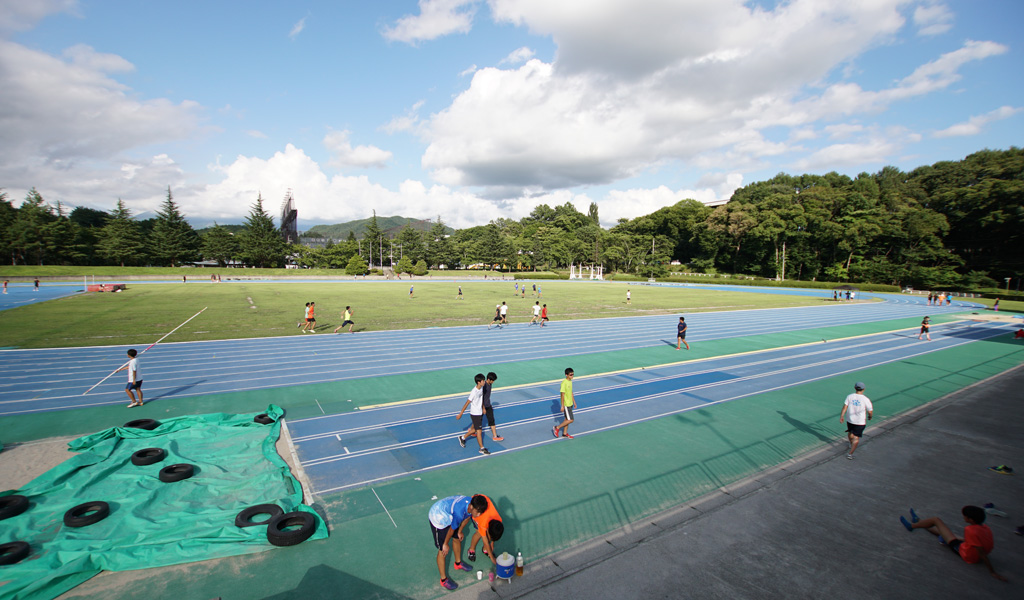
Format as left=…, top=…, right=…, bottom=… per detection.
left=959, top=524, right=994, bottom=564
left=541, top=307, right=547, bottom=318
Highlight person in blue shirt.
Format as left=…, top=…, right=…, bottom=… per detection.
left=428, top=495, right=474, bottom=590
left=676, top=316, right=689, bottom=350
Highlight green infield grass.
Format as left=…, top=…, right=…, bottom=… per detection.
left=0, top=280, right=834, bottom=349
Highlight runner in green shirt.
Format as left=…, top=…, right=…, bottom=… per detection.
left=552, top=368, right=577, bottom=439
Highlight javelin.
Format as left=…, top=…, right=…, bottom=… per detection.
left=82, top=307, right=208, bottom=396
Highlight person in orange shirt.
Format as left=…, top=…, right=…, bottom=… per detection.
left=466, top=494, right=504, bottom=577
left=900, top=505, right=1006, bottom=581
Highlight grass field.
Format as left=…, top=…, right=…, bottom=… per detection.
left=0, top=281, right=832, bottom=349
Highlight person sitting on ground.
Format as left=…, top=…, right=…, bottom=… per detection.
left=899, top=505, right=1007, bottom=581
left=1015, top=328, right=1024, bottom=339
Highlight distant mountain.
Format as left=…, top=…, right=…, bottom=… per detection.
left=302, top=216, right=452, bottom=240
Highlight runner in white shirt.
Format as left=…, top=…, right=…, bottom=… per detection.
left=456, top=374, right=490, bottom=455
left=839, top=382, right=873, bottom=459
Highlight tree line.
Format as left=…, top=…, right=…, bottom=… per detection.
left=1, top=148, right=1021, bottom=289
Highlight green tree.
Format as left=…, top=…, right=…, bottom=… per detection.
left=413, top=259, right=428, bottom=276
left=0, top=189, right=14, bottom=264
left=345, top=253, right=368, bottom=275
left=362, top=211, right=384, bottom=268
left=395, top=224, right=425, bottom=264
left=237, top=193, right=285, bottom=268
left=45, top=202, right=85, bottom=265
left=200, top=222, right=239, bottom=266
left=396, top=255, right=415, bottom=275
left=151, top=187, right=199, bottom=266
left=425, top=216, right=456, bottom=268
left=97, top=200, right=146, bottom=267
left=8, top=188, right=57, bottom=265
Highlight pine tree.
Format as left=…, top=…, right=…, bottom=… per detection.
left=97, top=200, right=146, bottom=267
left=363, top=210, right=383, bottom=268
left=200, top=222, right=239, bottom=266
left=150, top=187, right=199, bottom=267
left=237, top=193, right=285, bottom=268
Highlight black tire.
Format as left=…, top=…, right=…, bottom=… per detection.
left=0, top=494, right=29, bottom=521
left=63, top=501, right=110, bottom=527
left=254, top=413, right=274, bottom=424
left=124, top=418, right=160, bottom=430
left=158, top=463, right=195, bottom=483
left=235, top=503, right=284, bottom=528
left=0, top=541, right=30, bottom=565
left=131, top=448, right=167, bottom=466
left=266, top=511, right=317, bottom=547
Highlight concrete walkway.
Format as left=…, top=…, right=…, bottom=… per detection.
left=457, top=365, right=1024, bottom=599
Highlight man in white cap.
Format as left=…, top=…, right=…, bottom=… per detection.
left=839, top=382, right=873, bottom=459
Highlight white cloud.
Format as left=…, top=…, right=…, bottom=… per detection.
left=382, top=0, right=478, bottom=44
left=61, top=44, right=133, bottom=73
left=245, top=130, right=268, bottom=139
left=0, top=39, right=201, bottom=191
left=382, top=100, right=425, bottom=134
left=824, top=123, right=865, bottom=139
left=420, top=0, right=991, bottom=194
left=499, top=46, right=535, bottom=65
left=790, top=127, right=919, bottom=171
left=0, top=0, right=77, bottom=33
left=914, top=2, right=953, bottom=36
left=459, top=64, right=478, bottom=77
left=289, top=16, right=307, bottom=40
left=323, top=130, right=393, bottom=169
left=934, top=105, right=1023, bottom=138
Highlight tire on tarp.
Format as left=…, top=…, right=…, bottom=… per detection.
left=124, top=419, right=160, bottom=431
left=0, top=494, right=29, bottom=521
left=235, top=504, right=284, bottom=528
left=0, top=541, right=30, bottom=565
left=266, top=511, right=317, bottom=546
left=158, top=463, right=195, bottom=483
left=131, top=448, right=167, bottom=466
left=64, top=501, right=110, bottom=527
left=254, top=413, right=274, bottom=424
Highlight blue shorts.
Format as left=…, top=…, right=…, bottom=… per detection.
left=126, top=380, right=143, bottom=390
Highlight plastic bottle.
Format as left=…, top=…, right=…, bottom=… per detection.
left=984, top=503, right=1008, bottom=517
left=516, top=551, right=524, bottom=576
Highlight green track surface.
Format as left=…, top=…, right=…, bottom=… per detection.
left=37, top=314, right=1024, bottom=600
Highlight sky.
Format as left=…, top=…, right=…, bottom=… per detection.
left=0, top=0, right=1021, bottom=230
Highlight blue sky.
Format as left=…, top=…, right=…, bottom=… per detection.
left=0, top=0, right=1020, bottom=230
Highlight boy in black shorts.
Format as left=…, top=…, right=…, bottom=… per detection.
left=488, top=304, right=502, bottom=329
left=482, top=372, right=503, bottom=441
left=456, top=374, right=490, bottom=455
left=676, top=316, right=689, bottom=350
left=114, top=349, right=144, bottom=407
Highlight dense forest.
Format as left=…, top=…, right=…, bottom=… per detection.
left=1, top=148, right=1021, bottom=290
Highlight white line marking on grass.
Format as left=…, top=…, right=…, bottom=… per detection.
left=372, top=488, right=398, bottom=528
left=315, top=399, right=325, bottom=414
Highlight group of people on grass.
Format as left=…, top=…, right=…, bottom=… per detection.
left=297, top=302, right=356, bottom=334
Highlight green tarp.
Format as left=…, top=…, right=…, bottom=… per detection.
left=0, top=405, right=327, bottom=600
